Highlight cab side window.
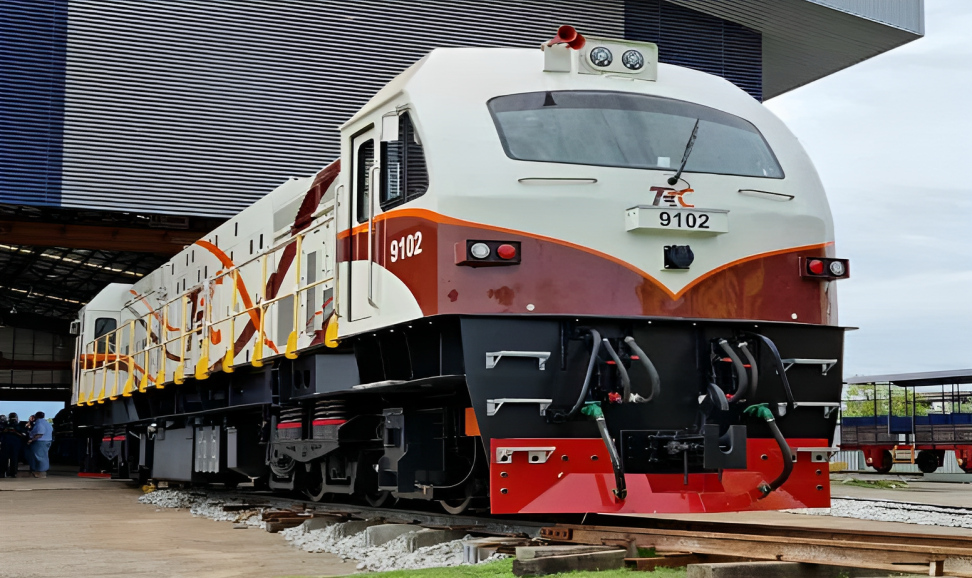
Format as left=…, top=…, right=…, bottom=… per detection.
left=355, top=139, right=375, bottom=224
left=94, top=317, right=116, bottom=354
left=380, top=113, right=428, bottom=210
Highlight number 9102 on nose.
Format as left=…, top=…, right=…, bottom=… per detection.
left=625, top=206, right=729, bottom=234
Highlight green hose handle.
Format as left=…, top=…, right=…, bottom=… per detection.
left=743, top=402, right=775, bottom=422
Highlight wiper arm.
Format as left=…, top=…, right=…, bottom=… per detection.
left=667, top=118, right=700, bottom=186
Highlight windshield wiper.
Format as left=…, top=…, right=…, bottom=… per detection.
left=667, top=118, right=700, bottom=186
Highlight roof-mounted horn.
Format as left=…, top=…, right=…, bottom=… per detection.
left=542, top=25, right=586, bottom=72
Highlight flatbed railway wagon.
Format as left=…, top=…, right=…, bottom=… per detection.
left=841, top=370, right=972, bottom=474
left=71, top=28, right=848, bottom=514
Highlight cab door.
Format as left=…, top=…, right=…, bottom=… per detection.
left=348, top=128, right=378, bottom=322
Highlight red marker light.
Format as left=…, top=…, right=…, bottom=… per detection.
left=497, top=244, right=517, bottom=260
left=808, top=259, right=824, bottom=275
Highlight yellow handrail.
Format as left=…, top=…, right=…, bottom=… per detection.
left=156, top=305, right=167, bottom=388
left=196, top=280, right=211, bottom=380
left=122, top=320, right=135, bottom=396
left=173, top=295, right=187, bottom=384
left=76, top=214, right=340, bottom=401
left=223, top=269, right=238, bottom=373
left=252, top=254, right=267, bottom=368
left=285, top=235, right=301, bottom=359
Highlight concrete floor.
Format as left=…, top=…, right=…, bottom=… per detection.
left=3, top=466, right=971, bottom=577
left=0, top=467, right=354, bottom=578
left=831, top=473, right=972, bottom=508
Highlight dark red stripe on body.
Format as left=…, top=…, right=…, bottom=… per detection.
left=339, top=210, right=835, bottom=325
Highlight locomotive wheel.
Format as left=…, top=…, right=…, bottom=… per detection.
left=916, top=451, right=939, bottom=474
left=364, top=490, right=390, bottom=507
left=303, top=463, right=327, bottom=502
left=439, top=496, right=473, bottom=515
left=872, top=450, right=893, bottom=474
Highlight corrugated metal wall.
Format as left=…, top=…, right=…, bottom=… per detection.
left=625, top=0, right=762, bottom=101
left=809, top=0, right=925, bottom=34
left=2, top=0, right=762, bottom=218
left=0, top=0, right=67, bottom=206
left=58, top=1, right=624, bottom=217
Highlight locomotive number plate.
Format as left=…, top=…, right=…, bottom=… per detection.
left=625, top=206, right=729, bottom=234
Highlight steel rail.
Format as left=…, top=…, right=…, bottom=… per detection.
left=539, top=521, right=968, bottom=576
left=151, top=485, right=972, bottom=576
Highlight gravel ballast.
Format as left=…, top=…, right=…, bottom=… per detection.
left=792, top=497, right=972, bottom=529
left=138, top=488, right=501, bottom=572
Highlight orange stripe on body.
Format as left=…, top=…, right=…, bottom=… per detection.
left=194, top=239, right=279, bottom=353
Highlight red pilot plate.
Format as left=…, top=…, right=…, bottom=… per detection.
left=490, top=437, right=829, bottom=514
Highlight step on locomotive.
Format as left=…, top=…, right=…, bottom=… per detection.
left=71, top=27, right=848, bottom=514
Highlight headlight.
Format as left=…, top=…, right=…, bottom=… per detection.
left=589, top=47, right=612, bottom=67
left=470, top=242, right=490, bottom=259
left=622, top=50, right=644, bottom=70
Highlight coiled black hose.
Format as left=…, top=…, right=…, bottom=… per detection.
left=717, top=339, right=748, bottom=403
left=738, top=341, right=759, bottom=400
left=623, top=336, right=660, bottom=402
left=745, top=332, right=795, bottom=408
left=707, top=382, right=729, bottom=411
left=567, top=329, right=602, bottom=418
left=763, top=417, right=794, bottom=497
left=601, top=338, right=631, bottom=403
left=594, top=411, right=627, bottom=500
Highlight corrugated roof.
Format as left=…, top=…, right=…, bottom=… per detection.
left=845, top=369, right=972, bottom=387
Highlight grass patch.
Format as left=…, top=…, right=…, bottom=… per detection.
left=839, top=478, right=908, bottom=490
left=282, top=557, right=688, bottom=578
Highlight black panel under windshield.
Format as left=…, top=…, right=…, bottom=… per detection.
left=488, top=90, right=783, bottom=179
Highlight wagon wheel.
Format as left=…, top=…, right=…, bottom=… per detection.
left=916, top=451, right=939, bottom=474
left=872, top=450, right=893, bottom=474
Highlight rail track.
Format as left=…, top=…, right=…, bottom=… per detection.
left=157, top=487, right=972, bottom=576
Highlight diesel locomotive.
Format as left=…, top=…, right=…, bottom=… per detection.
left=71, top=28, right=848, bottom=514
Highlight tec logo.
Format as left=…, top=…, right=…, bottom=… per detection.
left=650, top=186, right=695, bottom=208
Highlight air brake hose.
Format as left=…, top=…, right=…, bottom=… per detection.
left=744, top=333, right=795, bottom=409
left=582, top=402, right=627, bottom=500
left=566, top=329, right=602, bottom=419
left=623, top=336, right=660, bottom=402
left=601, top=338, right=631, bottom=403
left=738, top=342, right=759, bottom=400
left=744, top=403, right=794, bottom=499
left=718, top=339, right=749, bottom=403
left=707, top=382, right=729, bottom=412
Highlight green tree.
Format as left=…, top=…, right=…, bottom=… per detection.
left=842, top=384, right=930, bottom=417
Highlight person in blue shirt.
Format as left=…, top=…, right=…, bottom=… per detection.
left=27, top=411, right=53, bottom=478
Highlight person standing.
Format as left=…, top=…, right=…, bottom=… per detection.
left=27, top=411, right=53, bottom=478
left=0, top=413, right=28, bottom=477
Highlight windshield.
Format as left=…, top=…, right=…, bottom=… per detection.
left=488, top=91, right=783, bottom=179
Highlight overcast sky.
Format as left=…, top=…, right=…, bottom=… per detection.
left=764, top=0, right=972, bottom=378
